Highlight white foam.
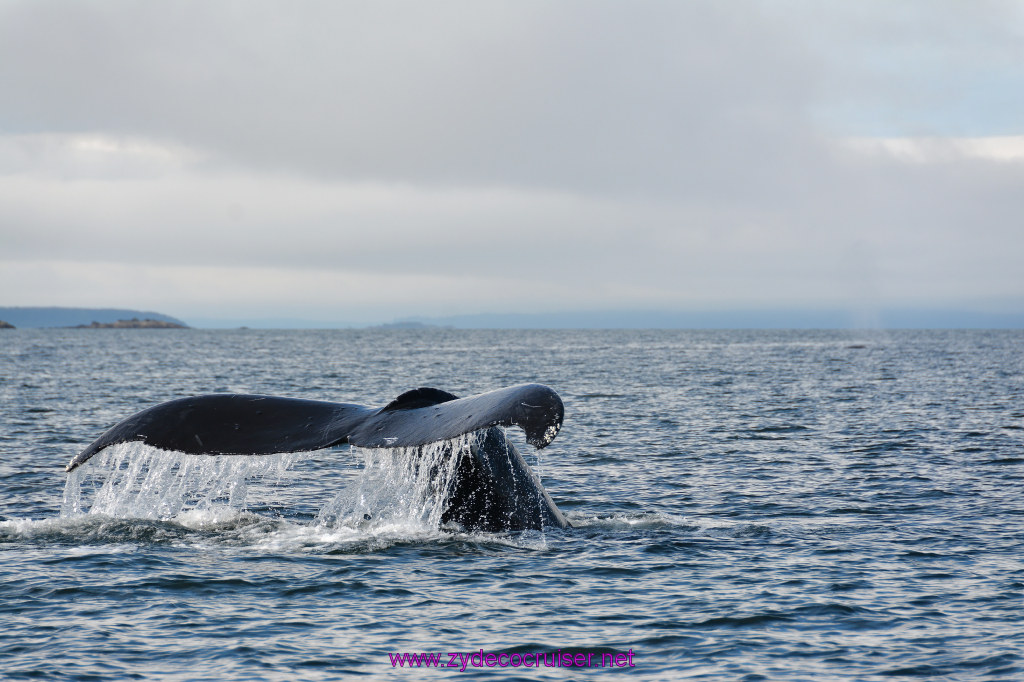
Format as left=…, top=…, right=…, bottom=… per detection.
left=569, top=511, right=691, bottom=529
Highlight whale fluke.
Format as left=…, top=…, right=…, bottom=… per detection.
left=66, top=383, right=563, bottom=472
left=65, top=384, right=569, bottom=531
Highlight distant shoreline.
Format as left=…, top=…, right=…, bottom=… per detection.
left=0, top=307, right=188, bottom=329
left=3, top=306, right=1022, bottom=330
left=70, top=318, right=189, bottom=329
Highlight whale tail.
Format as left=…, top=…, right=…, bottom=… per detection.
left=66, top=384, right=570, bottom=531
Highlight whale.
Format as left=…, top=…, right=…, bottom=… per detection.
left=67, top=383, right=570, bottom=532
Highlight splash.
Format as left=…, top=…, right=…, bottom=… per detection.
left=61, top=442, right=300, bottom=521
left=316, top=431, right=483, bottom=532
left=56, top=429, right=550, bottom=544
left=60, top=433, right=487, bottom=534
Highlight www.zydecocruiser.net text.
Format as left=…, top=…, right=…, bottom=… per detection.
left=389, top=649, right=636, bottom=671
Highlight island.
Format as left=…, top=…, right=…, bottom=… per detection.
left=368, top=321, right=452, bottom=330
left=0, top=307, right=189, bottom=328
left=71, top=318, right=189, bottom=329
left=0, top=320, right=14, bottom=329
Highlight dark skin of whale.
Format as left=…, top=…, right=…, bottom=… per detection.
left=67, top=384, right=570, bottom=532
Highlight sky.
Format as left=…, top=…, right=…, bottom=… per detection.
left=1, top=0, right=1022, bottom=327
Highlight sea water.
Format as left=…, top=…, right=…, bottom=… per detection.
left=1, top=328, right=1022, bottom=680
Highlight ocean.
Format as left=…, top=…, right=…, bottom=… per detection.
left=1, top=328, right=1022, bottom=680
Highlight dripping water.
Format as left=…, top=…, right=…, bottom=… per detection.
left=58, top=430, right=550, bottom=537
left=316, top=431, right=484, bottom=531
left=61, top=442, right=300, bottom=521
left=532, top=441, right=547, bottom=545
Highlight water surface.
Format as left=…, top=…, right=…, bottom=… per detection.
left=1, top=329, right=1022, bottom=679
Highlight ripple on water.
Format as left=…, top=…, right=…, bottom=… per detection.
left=1, top=329, right=1023, bottom=680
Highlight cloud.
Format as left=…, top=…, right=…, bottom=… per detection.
left=841, top=136, right=1024, bottom=163
left=0, top=1, right=820, bottom=194
left=1, top=129, right=1023, bottom=318
left=0, top=2, right=1022, bottom=322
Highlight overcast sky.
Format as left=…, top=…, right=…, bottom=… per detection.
left=1, top=1, right=1022, bottom=325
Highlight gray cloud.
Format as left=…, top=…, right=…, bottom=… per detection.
left=0, top=1, right=820, bottom=194
left=0, top=1, right=1022, bottom=321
